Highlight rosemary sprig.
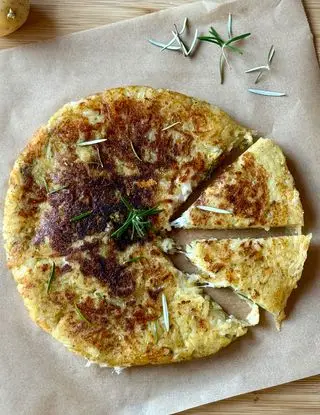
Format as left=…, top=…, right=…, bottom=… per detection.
left=248, top=88, right=286, bottom=97
left=148, top=17, right=199, bottom=57
left=74, top=303, right=91, bottom=324
left=48, top=185, right=68, bottom=195
left=46, top=261, right=55, bottom=294
left=70, top=210, right=93, bottom=222
left=77, top=138, right=107, bottom=146
left=198, top=14, right=251, bottom=84
left=197, top=205, right=233, bottom=214
left=111, top=195, right=162, bottom=240
left=162, top=293, right=170, bottom=332
left=245, top=45, right=275, bottom=83
left=161, top=121, right=181, bottom=131
left=130, top=140, right=142, bottom=161
left=126, top=256, right=145, bottom=264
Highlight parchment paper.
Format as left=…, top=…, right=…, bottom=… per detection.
left=1, top=1, right=320, bottom=414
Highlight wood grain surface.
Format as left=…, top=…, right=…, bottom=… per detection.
left=0, top=1, right=319, bottom=414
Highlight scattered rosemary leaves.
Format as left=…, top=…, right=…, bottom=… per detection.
left=148, top=17, right=199, bottom=57
left=161, top=121, right=181, bottom=131
left=74, top=303, right=91, bottom=324
left=77, top=138, right=107, bottom=146
left=245, top=45, right=275, bottom=84
left=46, top=261, right=55, bottom=294
left=130, top=140, right=142, bottom=161
left=248, top=88, right=286, bottom=97
left=197, top=205, right=233, bottom=214
left=70, top=210, right=93, bottom=222
left=162, top=293, right=170, bottom=332
left=126, top=256, right=145, bottom=264
left=111, top=195, right=162, bottom=240
left=198, top=14, right=251, bottom=84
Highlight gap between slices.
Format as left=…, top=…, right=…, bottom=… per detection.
left=165, top=137, right=310, bottom=328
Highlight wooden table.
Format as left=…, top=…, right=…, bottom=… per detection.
left=1, top=1, right=319, bottom=414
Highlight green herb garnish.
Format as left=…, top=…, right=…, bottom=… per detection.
left=126, top=256, right=145, bottom=264
left=46, top=261, right=55, bottom=294
left=74, top=303, right=91, bottom=324
left=111, top=196, right=162, bottom=240
left=70, top=210, right=93, bottom=222
left=198, top=14, right=251, bottom=84
left=148, top=17, right=199, bottom=57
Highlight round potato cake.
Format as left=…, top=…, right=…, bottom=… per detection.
left=3, top=86, right=252, bottom=367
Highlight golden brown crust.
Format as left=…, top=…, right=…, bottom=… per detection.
left=174, top=139, right=304, bottom=230
left=186, top=235, right=312, bottom=327
left=3, top=86, right=251, bottom=366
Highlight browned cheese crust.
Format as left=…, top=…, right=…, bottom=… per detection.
left=172, top=139, right=304, bottom=230
left=3, top=86, right=251, bottom=366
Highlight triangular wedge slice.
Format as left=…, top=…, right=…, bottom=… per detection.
left=186, top=235, right=312, bottom=328
left=172, top=138, right=304, bottom=230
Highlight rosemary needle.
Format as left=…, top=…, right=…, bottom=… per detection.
left=227, top=13, right=233, bottom=39
left=245, top=45, right=276, bottom=84
left=148, top=17, right=199, bottom=57
left=197, top=205, right=233, bottom=214
left=77, top=138, right=107, bottom=146
left=126, top=256, right=145, bottom=264
left=48, top=185, right=68, bottom=195
left=42, top=177, right=49, bottom=192
left=74, top=303, right=91, bottom=324
left=130, top=140, right=142, bottom=161
left=248, top=88, right=286, bottom=97
left=70, top=210, right=93, bottom=222
left=161, top=121, right=181, bottom=131
left=162, top=293, right=170, bottom=332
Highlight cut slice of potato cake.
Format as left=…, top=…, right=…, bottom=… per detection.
left=186, top=235, right=311, bottom=328
left=172, top=138, right=303, bottom=230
